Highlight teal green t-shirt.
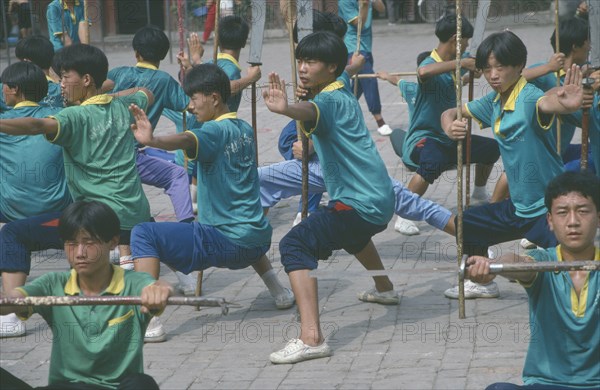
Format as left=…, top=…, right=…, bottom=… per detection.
left=107, top=62, right=190, bottom=129
left=185, top=112, right=271, bottom=247
left=0, top=102, right=71, bottom=221
left=466, top=77, right=564, bottom=218
left=17, top=266, right=156, bottom=389
left=303, top=72, right=394, bottom=226
left=49, top=92, right=151, bottom=229
left=521, top=246, right=600, bottom=388
left=401, top=49, right=467, bottom=169
left=208, top=53, right=243, bottom=112
left=338, top=1, right=373, bottom=53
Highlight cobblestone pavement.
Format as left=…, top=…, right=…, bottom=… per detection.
left=0, top=11, right=590, bottom=389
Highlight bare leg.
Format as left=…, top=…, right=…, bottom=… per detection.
left=251, top=254, right=272, bottom=276
left=490, top=172, right=509, bottom=203
left=407, top=173, right=429, bottom=197
left=474, top=163, right=493, bottom=187
left=354, top=240, right=393, bottom=292
left=1, top=272, right=27, bottom=294
left=289, top=269, right=322, bottom=346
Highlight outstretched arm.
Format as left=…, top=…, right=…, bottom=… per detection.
left=441, top=105, right=472, bottom=141
left=0, top=117, right=58, bottom=138
left=466, top=254, right=536, bottom=285
left=262, top=72, right=317, bottom=122
left=418, top=58, right=476, bottom=82
left=129, top=104, right=196, bottom=151
left=0, top=289, right=28, bottom=317
left=522, top=53, right=565, bottom=82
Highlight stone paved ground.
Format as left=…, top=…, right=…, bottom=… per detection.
left=0, top=9, right=593, bottom=389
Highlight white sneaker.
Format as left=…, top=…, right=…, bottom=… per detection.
left=144, top=317, right=166, bottom=343
left=270, top=338, right=332, bottom=364
left=377, top=124, right=393, bottom=136
left=274, top=288, right=295, bottom=309
left=394, top=216, right=420, bottom=235
left=470, top=191, right=490, bottom=206
left=0, top=313, right=26, bottom=338
left=357, top=288, right=399, bottom=305
left=444, top=280, right=499, bottom=299
left=119, top=255, right=135, bottom=271
left=520, top=238, right=537, bottom=250
left=175, top=271, right=199, bottom=296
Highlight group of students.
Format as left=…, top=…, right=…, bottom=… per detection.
left=0, top=2, right=598, bottom=389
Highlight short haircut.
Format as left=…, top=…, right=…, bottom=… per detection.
left=183, top=63, right=231, bottom=103
left=417, top=51, right=432, bottom=66
left=58, top=201, right=121, bottom=243
left=296, top=31, right=348, bottom=78
left=435, top=14, right=474, bottom=43
left=1, top=62, right=48, bottom=102
left=132, top=26, right=170, bottom=62
left=293, top=10, right=347, bottom=43
left=51, top=48, right=64, bottom=79
left=59, top=44, right=108, bottom=88
left=476, top=31, right=527, bottom=70
left=15, top=35, right=54, bottom=70
left=551, top=17, right=589, bottom=57
left=218, top=15, right=249, bottom=50
left=545, top=171, right=600, bottom=212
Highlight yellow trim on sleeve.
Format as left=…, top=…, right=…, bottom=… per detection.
left=215, top=112, right=237, bottom=122
left=14, top=101, right=39, bottom=108
left=136, top=62, right=159, bottom=71
left=183, top=130, right=199, bottom=160
left=297, top=101, right=319, bottom=137
left=536, top=96, right=555, bottom=130
left=464, top=103, right=484, bottom=129
left=46, top=116, right=61, bottom=143
left=347, top=16, right=358, bottom=24
left=217, top=53, right=242, bottom=71
left=108, top=309, right=134, bottom=327
left=54, top=32, right=63, bottom=36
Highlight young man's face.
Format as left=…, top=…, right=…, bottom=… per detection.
left=571, top=40, right=591, bottom=66
left=482, top=53, right=523, bottom=94
left=188, top=92, right=221, bottom=122
left=297, top=59, right=337, bottom=91
left=64, top=230, right=117, bottom=277
left=60, top=70, right=87, bottom=105
left=547, top=192, right=600, bottom=254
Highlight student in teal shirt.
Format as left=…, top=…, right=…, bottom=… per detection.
left=46, top=0, right=88, bottom=50
left=442, top=31, right=583, bottom=300
left=264, top=31, right=396, bottom=364
left=129, top=64, right=294, bottom=324
left=466, top=171, right=599, bottom=390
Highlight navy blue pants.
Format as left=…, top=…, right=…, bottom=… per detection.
left=348, top=51, right=382, bottom=115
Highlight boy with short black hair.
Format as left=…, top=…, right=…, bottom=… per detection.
left=263, top=31, right=396, bottom=363
left=0, top=200, right=169, bottom=389
left=0, top=61, right=71, bottom=338
left=128, top=64, right=294, bottom=315
left=0, top=43, right=156, bottom=337
left=396, top=14, right=501, bottom=236
left=106, top=26, right=195, bottom=239
left=466, top=171, right=599, bottom=390
left=442, top=30, right=583, bottom=299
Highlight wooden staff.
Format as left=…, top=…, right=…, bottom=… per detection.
left=555, top=0, right=562, bottom=154
left=1, top=0, right=10, bottom=65
left=465, top=71, right=474, bottom=208
left=354, top=0, right=364, bottom=97
left=61, top=1, right=66, bottom=46
left=0, top=296, right=237, bottom=315
left=580, top=78, right=594, bottom=170
left=357, top=72, right=417, bottom=79
left=213, top=0, right=221, bottom=63
left=455, top=0, right=465, bottom=320
left=83, top=0, right=90, bottom=43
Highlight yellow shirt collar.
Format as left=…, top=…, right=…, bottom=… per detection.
left=556, top=245, right=600, bottom=262
left=46, top=75, right=56, bottom=83
left=215, top=112, right=237, bottom=121
left=321, top=80, right=344, bottom=92
left=217, top=53, right=242, bottom=70
left=136, top=61, right=159, bottom=71
left=14, top=101, right=39, bottom=108
left=64, top=265, right=126, bottom=295
left=81, top=94, right=113, bottom=106
left=430, top=48, right=444, bottom=63
left=61, top=0, right=80, bottom=9
left=493, top=76, right=527, bottom=112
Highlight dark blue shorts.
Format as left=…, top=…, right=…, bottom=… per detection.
left=460, top=199, right=557, bottom=256
left=411, top=135, right=500, bottom=184
left=279, top=201, right=388, bottom=273
left=130, top=222, right=270, bottom=274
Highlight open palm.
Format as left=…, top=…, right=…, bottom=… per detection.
left=262, top=72, right=289, bottom=114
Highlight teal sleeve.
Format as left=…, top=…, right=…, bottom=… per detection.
left=49, top=107, right=85, bottom=148
left=466, top=92, right=494, bottom=129
left=338, top=2, right=356, bottom=23
left=164, top=78, right=190, bottom=112
left=189, top=121, right=223, bottom=162
left=17, top=273, right=63, bottom=320
left=46, top=4, right=63, bottom=49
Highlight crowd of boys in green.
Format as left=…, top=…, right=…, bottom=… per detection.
left=0, top=2, right=598, bottom=389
